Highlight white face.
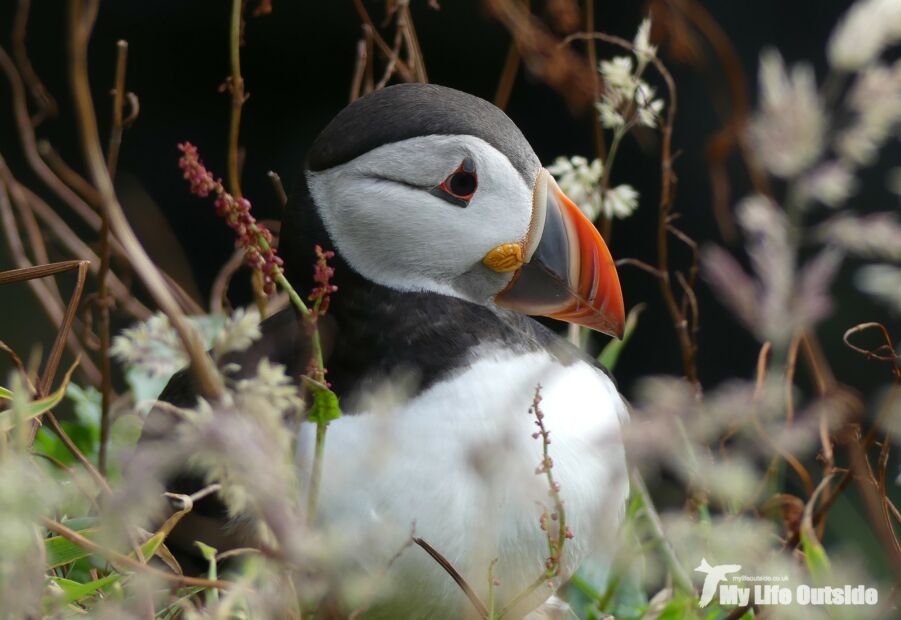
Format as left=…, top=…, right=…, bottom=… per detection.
left=306, top=135, right=536, bottom=304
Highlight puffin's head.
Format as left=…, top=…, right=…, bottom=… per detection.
left=305, top=84, right=625, bottom=337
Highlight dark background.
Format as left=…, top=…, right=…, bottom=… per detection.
left=1, top=0, right=897, bottom=577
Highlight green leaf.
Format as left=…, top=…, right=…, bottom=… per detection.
left=141, top=532, right=166, bottom=560
left=45, top=529, right=100, bottom=568
left=801, top=478, right=832, bottom=582
left=45, top=522, right=165, bottom=569
left=49, top=573, right=120, bottom=605
left=154, top=587, right=205, bottom=619
left=124, top=367, right=175, bottom=416
left=655, top=591, right=701, bottom=620
left=0, top=386, right=12, bottom=400
left=307, top=385, right=341, bottom=425
left=60, top=516, right=100, bottom=531
left=195, top=541, right=219, bottom=604
left=194, top=541, right=218, bottom=563
left=66, top=383, right=102, bottom=430
left=598, top=304, right=645, bottom=371
left=0, top=360, right=79, bottom=432
left=800, top=525, right=831, bottom=581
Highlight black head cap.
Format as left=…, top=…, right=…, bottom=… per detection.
left=306, top=83, right=541, bottom=185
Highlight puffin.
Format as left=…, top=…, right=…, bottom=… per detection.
left=144, top=83, right=629, bottom=619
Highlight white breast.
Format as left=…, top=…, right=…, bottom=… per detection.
left=296, top=348, right=629, bottom=619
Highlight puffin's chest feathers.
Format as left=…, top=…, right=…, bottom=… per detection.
left=296, top=335, right=628, bottom=620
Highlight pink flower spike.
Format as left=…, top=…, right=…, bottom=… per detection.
left=177, top=141, right=282, bottom=294
left=309, top=244, right=338, bottom=315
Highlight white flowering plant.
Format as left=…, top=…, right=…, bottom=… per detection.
left=549, top=19, right=664, bottom=228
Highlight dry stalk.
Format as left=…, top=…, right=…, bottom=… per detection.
left=413, top=537, right=489, bottom=619
left=5, top=170, right=65, bottom=307
left=15, top=178, right=150, bottom=319
left=227, top=0, right=247, bottom=199
left=67, top=0, right=224, bottom=401
left=493, top=0, right=531, bottom=111
left=352, top=0, right=416, bottom=82
left=650, top=0, right=772, bottom=244
left=96, top=39, right=130, bottom=474
left=349, top=30, right=371, bottom=102
left=0, top=45, right=101, bottom=229
left=485, top=0, right=595, bottom=109
left=0, top=185, right=101, bottom=385
left=11, top=0, right=58, bottom=125
left=0, top=154, right=148, bottom=318
left=41, top=516, right=235, bottom=590
left=562, top=31, right=699, bottom=387
left=849, top=436, right=901, bottom=577
left=267, top=170, right=288, bottom=208
left=1, top=41, right=196, bottom=319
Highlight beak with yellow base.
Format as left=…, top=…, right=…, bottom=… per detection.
left=482, top=169, right=625, bottom=339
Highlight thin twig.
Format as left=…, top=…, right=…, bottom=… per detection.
left=97, top=39, right=129, bottom=475
left=844, top=322, right=901, bottom=370
left=485, top=0, right=595, bottom=108
left=751, top=412, right=814, bottom=497
left=414, top=537, right=489, bottom=619
left=267, top=170, right=288, bottom=208
left=38, top=260, right=89, bottom=398
left=210, top=249, right=246, bottom=314
left=581, top=0, right=612, bottom=239
left=67, top=0, right=225, bottom=400
left=849, top=437, right=901, bottom=577
left=44, top=411, right=111, bottom=494
left=40, top=517, right=235, bottom=590
left=227, top=0, right=246, bottom=198
left=16, top=180, right=150, bottom=319
left=652, top=0, right=771, bottom=242
left=494, top=20, right=522, bottom=110
left=352, top=0, right=416, bottom=82
left=397, top=1, right=428, bottom=82
left=375, top=26, right=404, bottom=90
left=30, top=451, right=101, bottom=511
left=0, top=261, right=85, bottom=287
left=0, top=44, right=101, bottom=228
left=12, top=0, right=58, bottom=125
left=0, top=182, right=101, bottom=385
left=5, top=173, right=65, bottom=305
left=563, top=31, right=698, bottom=386
left=0, top=155, right=149, bottom=318
left=39, top=140, right=102, bottom=206
left=785, top=333, right=801, bottom=426
left=616, top=257, right=663, bottom=278
left=350, top=30, right=370, bottom=102
left=631, top=471, right=694, bottom=593
left=106, top=40, right=129, bottom=177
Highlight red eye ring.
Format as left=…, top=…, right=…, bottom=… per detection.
left=432, top=157, right=478, bottom=207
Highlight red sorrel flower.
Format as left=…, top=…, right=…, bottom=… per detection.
left=177, top=142, right=283, bottom=293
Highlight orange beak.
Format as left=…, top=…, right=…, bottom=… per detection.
left=494, top=169, right=625, bottom=338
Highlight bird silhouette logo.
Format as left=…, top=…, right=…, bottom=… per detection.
left=695, top=558, right=742, bottom=607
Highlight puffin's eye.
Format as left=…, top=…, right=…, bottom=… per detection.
left=448, top=170, right=476, bottom=197
left=431, top=157, right=478, bottom=207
